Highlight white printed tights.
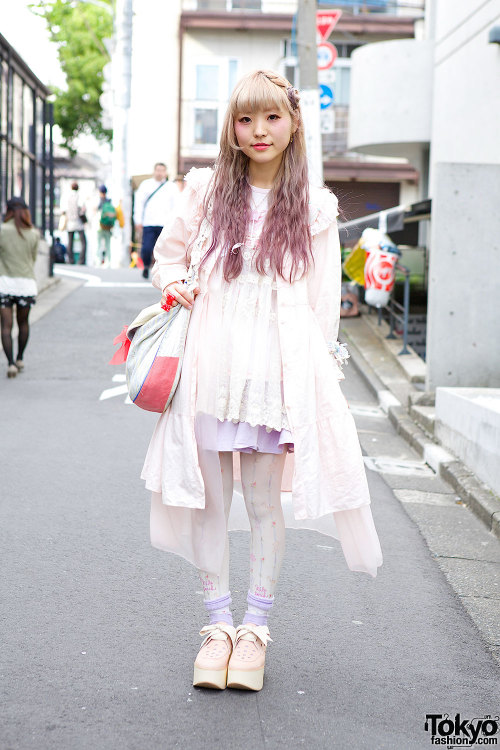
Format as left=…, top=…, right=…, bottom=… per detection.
left=198, top=451, right=286, bottom=622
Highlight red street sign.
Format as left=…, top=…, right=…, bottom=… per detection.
left=317, top=42, right=338, bottom=70
left=316, top=9, right=342, bottom=42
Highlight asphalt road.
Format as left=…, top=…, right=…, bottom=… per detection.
left=1, top=267, right=499, bottom=750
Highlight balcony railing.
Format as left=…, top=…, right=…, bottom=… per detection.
left=182, top=0, right=424, bottom=15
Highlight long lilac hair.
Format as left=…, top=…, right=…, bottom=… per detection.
left=199, top=70, right=312, bottom=282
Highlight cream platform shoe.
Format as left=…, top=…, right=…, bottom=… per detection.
left=193, top=623, right=236, bottom=690
left=226, top=624, right=272, bottom=692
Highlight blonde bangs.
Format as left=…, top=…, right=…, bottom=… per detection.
left=230, top=71, right=291, bottom=117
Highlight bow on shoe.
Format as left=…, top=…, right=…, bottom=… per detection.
left=234, top=624, right=273, bottom=647
left=199, top=623, right=236, bottom=649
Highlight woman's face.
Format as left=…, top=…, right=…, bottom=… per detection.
left=234, top=107, right=296, bottom=167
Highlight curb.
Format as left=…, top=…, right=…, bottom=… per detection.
left=342, top=327, right=500, bottom=541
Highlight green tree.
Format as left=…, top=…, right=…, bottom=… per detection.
left=30, top=0, right=114, bottom=150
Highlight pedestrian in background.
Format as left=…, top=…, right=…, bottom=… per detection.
left=98, top=190, right=117, bottom=266
left=0, top=197, right=39, bottom=378
left=142, top=71, right=382, bottom=692
left=133, top=162, right=178, bottom=279
left=64, top=182, right=87, bottom=264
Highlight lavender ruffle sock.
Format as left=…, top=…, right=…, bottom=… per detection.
left=242, top=590, right=274, bottom=626
left=204, top=591, right=233, bottom=626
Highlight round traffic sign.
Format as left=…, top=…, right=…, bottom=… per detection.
left=317, top=42, right=337, bottom=71
left=319, top=84, right=334, bottom=109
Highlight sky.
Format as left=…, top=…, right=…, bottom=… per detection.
left=1, top=0, right=66, bottom=89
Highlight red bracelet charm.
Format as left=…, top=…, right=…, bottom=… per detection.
left=161, top=293, right=176, bottom=312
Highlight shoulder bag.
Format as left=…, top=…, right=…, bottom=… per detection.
left=109, top=269, right=196, bottom=413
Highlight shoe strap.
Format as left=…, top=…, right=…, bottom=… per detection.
left=199, top=623, right=236, bottom=649
left=234, top=624, right=272, bottom=647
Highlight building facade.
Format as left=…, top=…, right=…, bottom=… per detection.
left=0, top=33, right=54, bottom=237
left=127, top=1, right=423, bottom=221
left=347, top=0, right=500, bottom=388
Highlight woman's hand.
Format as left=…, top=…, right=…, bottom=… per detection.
left=161, top=281, right=200, bottom=310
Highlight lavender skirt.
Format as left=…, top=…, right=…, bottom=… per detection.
left=202, top=418, right=293, bottom=454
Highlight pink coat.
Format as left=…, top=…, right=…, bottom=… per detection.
left=142, top=168, right=382, bottom=577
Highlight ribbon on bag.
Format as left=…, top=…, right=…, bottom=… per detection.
left=109, top=325, right=131, bottom=365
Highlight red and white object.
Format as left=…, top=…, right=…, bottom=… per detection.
left=316, top=9, right=342, bottom=41
left=360, top=228, right=400, bottom=308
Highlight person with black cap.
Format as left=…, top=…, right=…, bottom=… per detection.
left=0, top=197, right=39, bottom=378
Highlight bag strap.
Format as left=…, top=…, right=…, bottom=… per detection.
left=142, top=181, right=166, bottom=222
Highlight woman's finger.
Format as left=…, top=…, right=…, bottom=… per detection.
left=162, top=281, right=194, bottom=309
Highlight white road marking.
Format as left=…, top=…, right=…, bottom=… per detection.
left=363, top=456, right=435, bottom=477
left=55, top=267, right=152, bottom=289
left=99, top=384, right=129, bottom=401
left=112, top=373, right=126, bottom=382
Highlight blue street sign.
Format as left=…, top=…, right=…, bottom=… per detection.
left=319, top=84, right=334, bottom=109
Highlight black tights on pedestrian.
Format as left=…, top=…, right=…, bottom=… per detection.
left=0, top=306, right=30, bottom=366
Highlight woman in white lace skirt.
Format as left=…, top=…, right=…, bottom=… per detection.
left=142, top=70, right=383, bottom=692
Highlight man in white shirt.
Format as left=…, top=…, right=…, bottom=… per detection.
left=134, top=162, right=178, bottom=279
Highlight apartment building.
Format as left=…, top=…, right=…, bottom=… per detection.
left=128, top=1, right=424, bottom=220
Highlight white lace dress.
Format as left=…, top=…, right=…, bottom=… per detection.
left=194, top=185, right=293, bottom=453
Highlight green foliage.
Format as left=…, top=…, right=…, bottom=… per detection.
left=30, top=0, right=114, bottom=150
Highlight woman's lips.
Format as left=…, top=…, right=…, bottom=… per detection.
left=252, top=143, right=271, bottom=151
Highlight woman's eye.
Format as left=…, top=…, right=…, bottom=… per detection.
left=268, top=114, right=280, bottom=121
left=239, top=116, right=251, bottom=123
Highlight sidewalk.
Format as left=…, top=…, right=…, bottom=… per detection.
left=341, top=310, right=500, bottom=542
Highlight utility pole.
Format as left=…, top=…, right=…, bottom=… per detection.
left=297, top=0, right=323, bottom=184
left=110, top=0, right=133, bottom=267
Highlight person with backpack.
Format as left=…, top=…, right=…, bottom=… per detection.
left=98, top=196, right=117, bottom=266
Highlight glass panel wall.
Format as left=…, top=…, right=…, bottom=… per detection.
left=0, top=35, right=53, bottom=236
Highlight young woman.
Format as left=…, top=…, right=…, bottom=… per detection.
left=141, top=70, right=383, bottom=692
left=0, top=197, right=39, bottom=378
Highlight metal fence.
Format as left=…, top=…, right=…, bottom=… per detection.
left=371, top=263, right=411, bottom=355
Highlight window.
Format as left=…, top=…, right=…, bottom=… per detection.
left=196, top=65, right=219, bottom=101
left=194, top=108, right=218, bottom=144
left=334, top=65, right=351, bottom=106
left=186, top=58, right=239, bottom=150
left=228, top=59, right=238, bottom=98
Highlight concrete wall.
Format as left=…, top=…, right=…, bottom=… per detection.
left=429, top=0, right=500, bottom=191
left=426, top=162, right=500, bottom=389
left=128, top=0, right=182, bottom=179
left=348, top=39, right=433, bottom=160
left=435, top=387, right=500, bottom=495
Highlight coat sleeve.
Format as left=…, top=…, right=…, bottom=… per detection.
left=150, top=182, right=200, bottom=293
left=307, top=197, right=342, bottom=347
left=31, top=231, right=39, bottom=264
